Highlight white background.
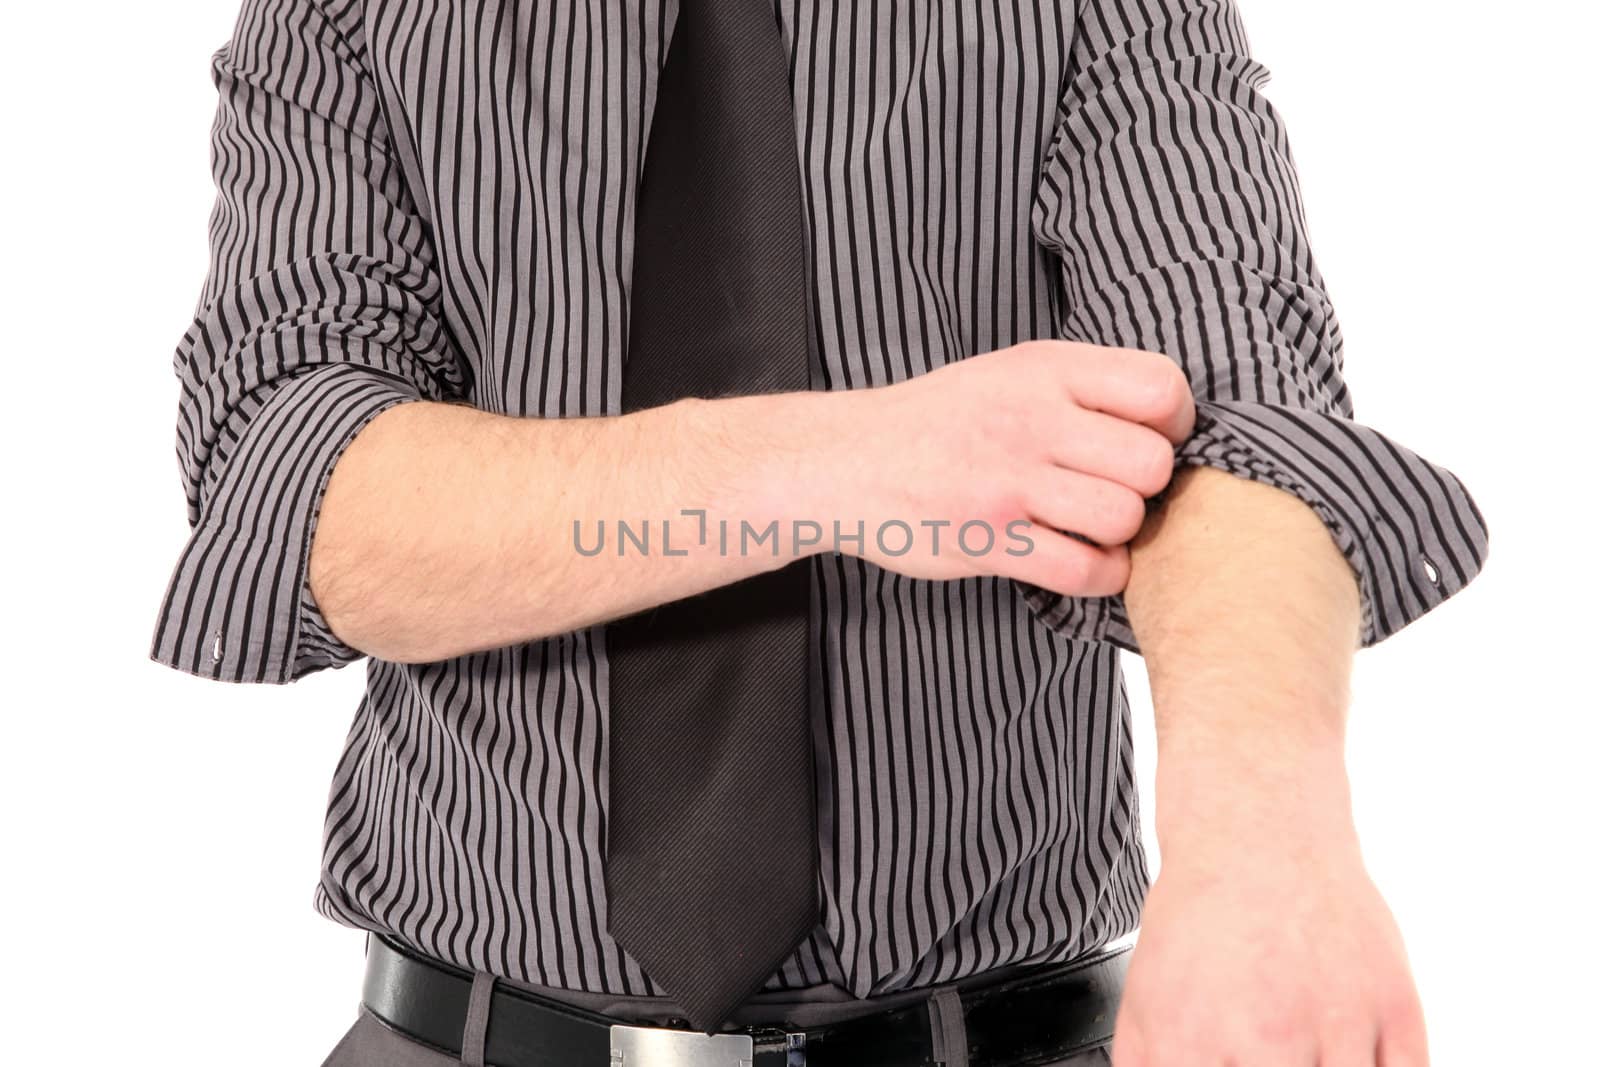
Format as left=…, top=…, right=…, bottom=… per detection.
left=3, top=1, right=1595, bottom=1063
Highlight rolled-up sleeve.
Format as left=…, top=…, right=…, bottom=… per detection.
left=150, top=0, right=467, bottom=684
left=1021, top=0, right=1488, bottom=653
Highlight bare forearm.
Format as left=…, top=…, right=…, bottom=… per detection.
left=310, top=392, right=830, bottom=663
left=1117, top=466, right=1428, bottom=1066
left=309, top=338, right=1199, bottom=667
left=1123, top=465, right=1363, bottom=859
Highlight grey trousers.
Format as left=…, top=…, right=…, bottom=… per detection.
left=319, top=1005, right=1114, bottom=1067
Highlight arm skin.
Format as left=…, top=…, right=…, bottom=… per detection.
left=308, top=339, right=1193, bottom=664
left=309, top=392, right=822, bottom=664
left=1114, top=464, right=1430, bottom=1067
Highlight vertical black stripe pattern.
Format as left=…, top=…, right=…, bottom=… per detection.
left=151, top=0, right=1489, bottom=999
left=1021, top=0, right=1487, bottom=651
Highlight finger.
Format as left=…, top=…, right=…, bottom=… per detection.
left=1023, top=467, right=1148, bottom=547
left=1375, top=1009, right=1429, bottom=1067
left=1052, top=342, right=1196, bottom=446
left=994, top=524, right=1130, bottom=598
left=1050, top=406, right=1177, bottom=498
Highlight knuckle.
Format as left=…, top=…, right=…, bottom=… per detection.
left=1105, top=542, right=1131, bottom=591
left=986, top=484, right=1028, bottom=527
left=1378, top=984, right=1426, bottom=1028
left=1076, top=487, right=1129, bottom=544
left=1137, top=438, right=1176, bottom=494
left=1104, top=488, right=1147, bottom=543
left=1247, top=1011, right=1303, bottom=1050
left=1146, top=357, right=1192, bottom=412
left=1314, top=999, right=1372, bottom=1037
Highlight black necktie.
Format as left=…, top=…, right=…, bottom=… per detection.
left=603, top=0, right=818, bottom=1035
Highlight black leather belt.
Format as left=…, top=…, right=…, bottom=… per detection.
left=361, top=932, right=1128, bottom=1067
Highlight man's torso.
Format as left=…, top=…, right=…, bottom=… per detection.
left=313, top=0, right=1146, bottom=1000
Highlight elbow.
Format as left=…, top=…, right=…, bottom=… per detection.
left=308, top=561, right=449, bottom=665
left=306, top=503, right=450, bottom=664
left=306, top=534, right=421, bottom=663
left=307, top=530, right=572, bottom=664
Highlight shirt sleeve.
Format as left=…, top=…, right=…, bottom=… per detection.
left=1019, top=0, right=1489, bottom=654
left=149, top=0, right=468, bottom=684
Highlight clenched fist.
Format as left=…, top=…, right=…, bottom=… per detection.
left=800, top=339, right=1196, bottom=595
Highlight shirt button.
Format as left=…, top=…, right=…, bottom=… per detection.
left=212, top=633, right=226, bottom=662
left=1420, top=555, right=1440, bottom=586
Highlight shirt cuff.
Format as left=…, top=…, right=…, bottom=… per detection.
left=1017, top=398, right=1490, bottom=654
left=149, top=362, right=424, bottom=684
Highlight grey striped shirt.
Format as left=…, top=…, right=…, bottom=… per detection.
left=150, top=0, right=1489, bottom=1001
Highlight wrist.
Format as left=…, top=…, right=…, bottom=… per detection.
left=681, top=390, right=851, bottom=561
left=1154, top=737, right=1360, bottom=867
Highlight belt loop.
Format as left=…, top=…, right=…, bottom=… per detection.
left=461, top=972, right=497, bottom=1067
left=926, top=987, right=967, bottom=1067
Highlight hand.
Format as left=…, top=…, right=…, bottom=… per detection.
left=1111, top=815, right=1429, bottom=1066
left=806, top=339, right=1195, bottom=596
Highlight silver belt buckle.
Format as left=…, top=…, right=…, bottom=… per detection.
left=609, top=1022, right=806, bottom=1067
